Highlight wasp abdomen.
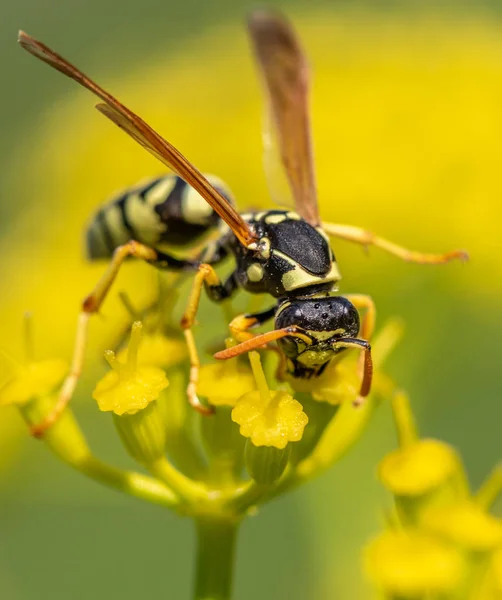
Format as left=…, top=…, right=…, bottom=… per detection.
left=86, top=174, right=234, bottom=260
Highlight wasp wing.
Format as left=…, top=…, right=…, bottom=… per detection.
left=261, top=108, right=296, bottom=210
left=248, top=10, right=320, bottom=226
left=18, top=31, right=257, bottom=247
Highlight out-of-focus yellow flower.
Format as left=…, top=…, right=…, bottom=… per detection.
left=379, top=438, right=460, bottom=497
left=197, top=361, right=255, bottom=407
left=421, top=501, right=502, bottom=552
left=117, top=330, right=187, bottom=369
left=0, top=358, right=67, bottom=406
left=488, top=547, right=502, bottom=594
left=379, top=392, right=465, bottom=502
left=364, top=529, right=465, bottom=598
left=93, top=322, right=168, bottom=415
left=232, top=352, right=308, bottom=449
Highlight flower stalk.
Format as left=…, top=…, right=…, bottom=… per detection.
left=194, top=517, right=239, bottom=600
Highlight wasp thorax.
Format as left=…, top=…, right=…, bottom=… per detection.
left=275, top=296, right=360, bottom=376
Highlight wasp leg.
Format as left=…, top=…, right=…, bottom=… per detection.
left=180, top=265, right=239, bottom=415
left=228, top=306, right=277, bottom=343
left=30, top=241, right=199, bottom=437
left=227, top=307, right=288, bottom=378
left=334, top=338, right=373, bottom=406
left=340, top=294, right=376, bottom=407
left=323, top=222, right=468, bottom=265
left=343, top=294, right=376, bottom=342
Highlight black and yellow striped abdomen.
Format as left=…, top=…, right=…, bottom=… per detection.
left=86, top=174, right=234, bottom=259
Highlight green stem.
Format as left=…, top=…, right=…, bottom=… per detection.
left=194, top=517, right=239, bottom=600
left=226, top=480, right=271, bottom=514
left=20, top=399, right=181, bottom=510
left=77, top=455, right=180, bottom=510
left=149, top=456, right=209, bottom=504
left=475, top=462, right=502, bottom=509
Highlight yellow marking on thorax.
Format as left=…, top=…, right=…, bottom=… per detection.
left=274, top=249, right=341, bottom=292
left=264, top=213, right=287, bottom=225
left=247, top=263, right=265, bottom=282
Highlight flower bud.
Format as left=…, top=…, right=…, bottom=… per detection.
left=113, top=401, right=167, bottom=464
left=245, top=439, right=290, bottom=484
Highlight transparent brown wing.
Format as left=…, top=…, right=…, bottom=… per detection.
left=18, top=31, right=257, bottom=247
left=248, top=10, right=320, bottom=226
left=261, top=108, right=295, bottom=210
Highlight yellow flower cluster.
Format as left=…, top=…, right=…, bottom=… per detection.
left=365, top=392, right=502, bottom=600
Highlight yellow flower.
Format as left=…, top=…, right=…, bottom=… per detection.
left=117, top=331, right=187, bottom=370
left=93, top=322, right=168, bottom=416
left=0, top=358, right=67, bottom=407
left=489, top=547, right=502, bottom=594
left=421, top=501, right=502, bottom=552
left=231, top=352, right=308, bottom=449
left=364, top=529, right=465, bottom=597
left=291, top=359, right=359, bottom=405
left=197, top=361, right=255, bottom=407
left=379, top=438, right=460, bottom=497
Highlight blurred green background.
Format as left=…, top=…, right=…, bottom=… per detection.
left=1, top=0, right=501, bottom=598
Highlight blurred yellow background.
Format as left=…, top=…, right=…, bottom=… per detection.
left=0, top=1, right=501, bottom=598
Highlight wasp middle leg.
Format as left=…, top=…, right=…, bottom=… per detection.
left=180, top=264, right=240, bottom=415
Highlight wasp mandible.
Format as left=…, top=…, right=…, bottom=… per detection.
left=18, top=10, right=467, bottom=436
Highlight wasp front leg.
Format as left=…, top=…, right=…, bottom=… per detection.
left=323, top=222, right=468, bottom=265
left=228, top=306, right=277, bottom=343
left=343, top=294, right=376, bottom=342
left=30, top=241, right=199, bottom=437
left=180, top=265, right=239, bottom=415
left=227, top=307, right=291, bottom=379
left=341, top=294, right=376, bottom=407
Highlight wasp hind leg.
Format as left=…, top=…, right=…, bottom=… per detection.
left=30, top=241, right=198, bottom=437
left=323, top=223, right=468, bottom=265
left=180, top=265, right=239, bottom=415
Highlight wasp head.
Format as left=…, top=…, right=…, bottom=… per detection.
left=275, top=296, right=360, bottom=378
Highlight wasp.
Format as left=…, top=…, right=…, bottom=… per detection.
left=18, top=10, right=467, bottom=435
